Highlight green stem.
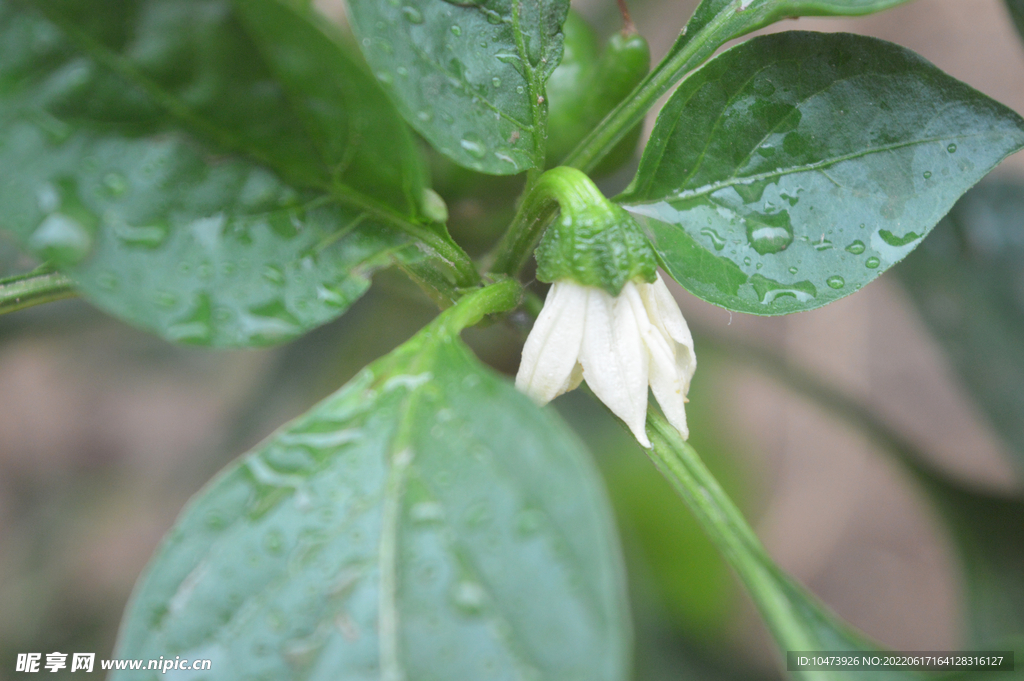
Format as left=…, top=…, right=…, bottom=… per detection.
left=643, top=410, right=823, bottom=663
left=0, top=269, right=77, bottom=316
left=563, top=7, right=734, bottom=174
left=489, top=11, right=733, bottom=279
left=489, top=167, right=610, bottom=277
left=433, top=277, right=521, bottom=336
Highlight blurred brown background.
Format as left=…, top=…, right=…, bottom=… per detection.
left=2, top=0, right=1023, bottom=678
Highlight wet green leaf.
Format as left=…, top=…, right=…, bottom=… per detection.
left=619, top=31, right=1024, bottom=315
left=897, top=182, right=1024, bottom=478
left=346, top=0, right=569, bottom=175
left=113, top=297, right=631, bottom=681
left=0, top=0, right=431, bottom=346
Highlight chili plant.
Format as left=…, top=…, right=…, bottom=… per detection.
left=1, top=0, right=1023, bottom=679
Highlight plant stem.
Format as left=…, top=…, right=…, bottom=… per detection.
left=0, top=269, right=77, bottom=316
left=643, top=410, right=823, bottom=662
left=434, top=277, right=522, bottom=336
left=563, top=7, right=734, bottom=174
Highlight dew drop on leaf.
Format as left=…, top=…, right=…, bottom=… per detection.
left=459, top=133, right=487, bottom=159
left=947, top=143, right=957, bottom=153
left=102, top=172, right=128, bottom=197
left=865, top=256, right=881, bottom=268
left=699, top=227, right=726, bottom=251
left=845, top=240, right=866, bottom=254
left=29, top=213, right=93, bottom=265
left=401, top=6, right=424, bottom=24
left=451, top=581, right=487, bottom=614
left=826, top=275, right=845, bottom=289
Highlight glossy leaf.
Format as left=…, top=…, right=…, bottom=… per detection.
left=113, top=290, right=631, bottom=681
left=897, top=182, right=1024, bottom=477
left=619, top=31, right=1024, bottom=315
left=346, top=0, right=569, bottom=175
left=0, top=0, right=432, bottom=346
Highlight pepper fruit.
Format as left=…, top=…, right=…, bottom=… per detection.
left=545, top=11, right=651, bottom=175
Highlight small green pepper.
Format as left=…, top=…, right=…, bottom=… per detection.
left=545, top=11, right=650, bottom=175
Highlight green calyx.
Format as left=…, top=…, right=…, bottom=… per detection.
left=532, top=167, right=657, bottom=295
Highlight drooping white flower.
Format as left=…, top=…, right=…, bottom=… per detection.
left=516, top=273, right=695, bottom=447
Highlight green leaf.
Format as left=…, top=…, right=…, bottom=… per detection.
left=346, top=0, right=569, bottom=175
left=897, top=182, right=1024, bottom=478
left=113, top=287, right=631, bottom=681
left=0, top=0, right=437, bottom=346
left=1007, top=0, right=1024, bottom=44
left=619, top=31, right=1024, bottom=315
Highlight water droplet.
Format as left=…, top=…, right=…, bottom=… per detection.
left=485, top=10, right=502, bottom=24
left=826, top=275, right=845, bottom=289
left=459, top=133, right=487, bottom=159
left=451, top=581, right=487, bottom=614
left=155, top=291, right=178, bottom=309
left=845, top=240, right=866, bottom=255
left=167, top=294, right=213, bottom=344
left=416, top=110, right=433, bottom=122
left=102, top=172, right=128, bottom=197
left=788, top=266, right=798, bottom=274
left=263, top=529, right=285, bottom=555
left=743, top=257, right=751, bottom=266
left=515, top=509, right=544, bottom=536
left=699, top=227, right=727, bottom=251
left=115, top=222, right=168, bottom=249
left=491, top=76, right=501, bottom=88
left=29, top=213, right=93, bottom=265
left=865, top=256, right=880, bottom=269
left=375, top=71, right=393, bottom=85
left=813, top=239, right=833, bottom=251
left=923, top=171, right=932, bottom=179
left=205, top=511, right=226, bottom=530
left=262, top=265, right=285, bottom=285
left=747, top=222, right=794, bottom=255
left=238, top=301, right=301, bottom=343
left=36, top=183, right=60, bottom=213
left=96, top=271, right=119, bottom=291
left=315, top=285, right=348, bottom=308
left=515, top=85, right=524, bottom=94
left=401, top=5, right=424, bottom=23
left=410, top=501, right=444, bottom=524
left=947, top=143, right=957, bottom=153
left=396, top=66, right=408, bottom=77
left=450, top=25, right=462, bottom=36
left=751, top=274, right=816, bottom=305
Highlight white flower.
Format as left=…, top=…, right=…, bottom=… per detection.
left=516, top=273, right=696, bottom=447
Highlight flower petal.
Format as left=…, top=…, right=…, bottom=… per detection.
left=515, top=281, right=587, bottom=404
left=580, top=282, right=651, bottom=447
left=640, top=274, right=696, bottom=393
